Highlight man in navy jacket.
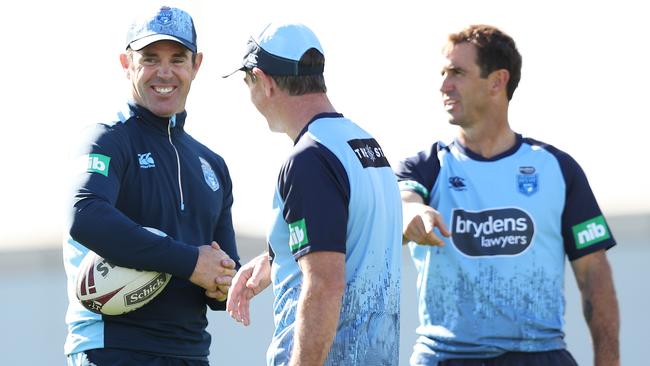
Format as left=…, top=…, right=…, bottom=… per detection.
left=63, top=6, right=240, bottom=365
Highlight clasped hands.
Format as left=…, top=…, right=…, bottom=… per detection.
left=190, top=242, right=237, bottom=301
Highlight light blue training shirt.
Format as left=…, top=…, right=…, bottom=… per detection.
left=266, top=113, right=403, bottom=366
left=396, top=135, right=616, bottom=364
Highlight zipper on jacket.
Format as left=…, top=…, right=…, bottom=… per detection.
left=168, top=115, right=185, bottom=211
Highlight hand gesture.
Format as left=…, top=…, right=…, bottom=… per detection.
left=190, top=242, right=237, bottom=301
left=226, top=253, right=271, bottom=326
left=403, top=202, right=451, bottom=246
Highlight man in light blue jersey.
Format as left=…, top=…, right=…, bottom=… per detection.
left=224, top=22, right=402, bottom=365
left=396, top=25, right=620, bottom=366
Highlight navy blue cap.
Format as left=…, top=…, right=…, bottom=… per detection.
left=126, top=6, right=197, bottom=53
left=223, top=22, right=324, bottom=78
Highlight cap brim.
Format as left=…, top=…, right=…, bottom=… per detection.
left=221, top=66, right=247, bottom=79
left=222, top=39, right=258, bottom=78
left=129, top=34, right=196, bottom=53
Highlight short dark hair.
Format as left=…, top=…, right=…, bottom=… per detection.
left=448, top=25, right=522, bottom=100
left=271, top=48, right=327, bottom=96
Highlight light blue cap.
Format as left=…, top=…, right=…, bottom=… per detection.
left=224, top=22, right=324, bottom=77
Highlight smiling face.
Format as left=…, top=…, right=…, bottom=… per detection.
left=120, top=40, right=202, bottom=117
left=439, top=42, right=491, bottom=128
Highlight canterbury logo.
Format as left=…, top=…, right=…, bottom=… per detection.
left=138, top=153, right=156, bottom=168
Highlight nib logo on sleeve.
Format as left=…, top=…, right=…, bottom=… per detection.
left=572, top=215, right=611, bottom=249
left=87, top=154, right=111, bottom=176
left=288, top=218, right=309, bottom=253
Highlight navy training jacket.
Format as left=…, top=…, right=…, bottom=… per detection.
left=63, top=102, right=240, bottom=360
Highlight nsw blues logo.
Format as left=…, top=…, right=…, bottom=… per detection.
left=517, top=166, right=538, bottom=196
left=199, top=157, right=220, bottom=192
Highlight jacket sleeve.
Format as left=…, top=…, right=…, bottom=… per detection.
left=68, top=124, right=199, bottom=279
left=206, top=158, right=241, bottom=311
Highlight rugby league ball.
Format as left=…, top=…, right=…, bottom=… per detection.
left=76, top=227, right=171, bottom=315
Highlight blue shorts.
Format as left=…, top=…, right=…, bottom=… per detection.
left=436, top=349, right=578, bottom=366
left=67, top=349, right=210, bottom=366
